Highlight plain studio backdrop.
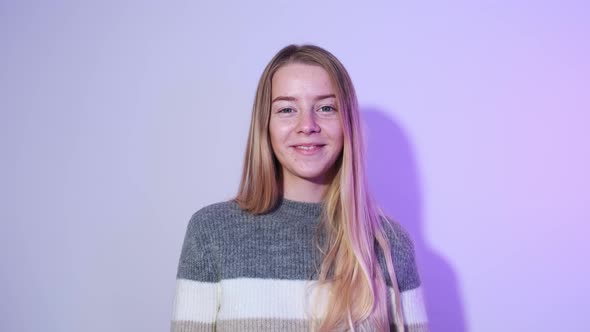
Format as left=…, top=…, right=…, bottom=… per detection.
left=1, top=1, right=589, bottom=331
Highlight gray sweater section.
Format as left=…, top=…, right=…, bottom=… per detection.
left=177, top=198, right=421, bottom=291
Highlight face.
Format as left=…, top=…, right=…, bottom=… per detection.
left=269, top=63, right=344, bottom=186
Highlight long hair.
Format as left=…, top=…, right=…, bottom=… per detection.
left=235, top=44, right=404, bottom=332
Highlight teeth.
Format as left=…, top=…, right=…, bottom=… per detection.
left=296, top=145, right=319, bottom=150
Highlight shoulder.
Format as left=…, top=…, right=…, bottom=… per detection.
left=177, top=200, right=243, bottom=281
left=186, top=200, right=244, bottom=231
left=381, top=217, right=416, bottom=259
left=191, top=200, right=243, bottom=220
left=379, top=216, right=422, bottom=291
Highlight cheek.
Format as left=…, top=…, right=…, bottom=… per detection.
left=268, top=121, right=287, bottom=154
left=326, top=122, right=344, bottom=148
left=269, top=120, right=292, bottom=143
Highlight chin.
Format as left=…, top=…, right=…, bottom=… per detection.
left=294, top=169, right=333, bottom=183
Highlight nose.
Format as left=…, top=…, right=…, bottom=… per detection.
left=297, top=110, right=320, bottom=134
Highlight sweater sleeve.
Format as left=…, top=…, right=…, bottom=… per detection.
left=171, top=212, right=220, bottom=332
left=381, top=218, right=430, bottom=332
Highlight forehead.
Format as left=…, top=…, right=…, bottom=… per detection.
left=271, top=63, right=335, bottom=97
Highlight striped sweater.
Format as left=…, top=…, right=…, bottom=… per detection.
left=171, top=198, right=429, bottom=331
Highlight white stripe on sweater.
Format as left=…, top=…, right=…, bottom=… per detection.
left=393, top=285, right=428, bottom=324
left=172, top=278, right=428, bottom=324
left=172, top=279, right=219, bottom=322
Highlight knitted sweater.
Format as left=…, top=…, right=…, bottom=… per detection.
left=171, top=198, right=429, bottom=332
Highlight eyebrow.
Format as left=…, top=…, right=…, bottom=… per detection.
left=271, top=94, right=336, bottom=104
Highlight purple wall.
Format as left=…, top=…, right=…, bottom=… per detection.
left=2, top=1, right=589, bottom=331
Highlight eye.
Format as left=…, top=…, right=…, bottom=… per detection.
left=278, top=107, right=295, bottom=113
left=319, top=105, right=335, bottom=112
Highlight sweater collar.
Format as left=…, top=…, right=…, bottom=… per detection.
left=273, top=197, right=323, bottom=219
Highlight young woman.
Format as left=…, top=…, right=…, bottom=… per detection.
left=171, top=45, right=429, bottom=332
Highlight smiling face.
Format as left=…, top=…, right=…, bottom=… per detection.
left=269, top=62, right=344, bottom=190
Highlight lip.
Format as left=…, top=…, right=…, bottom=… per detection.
left=291, top=143, right=326, bottom=147
left=291, top=144, right=326, bottom=155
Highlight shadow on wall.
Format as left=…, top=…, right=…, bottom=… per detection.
left=363, top=108, right=467, bottom=332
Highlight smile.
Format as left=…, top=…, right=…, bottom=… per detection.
left=292, top=144, right=325, bottom=155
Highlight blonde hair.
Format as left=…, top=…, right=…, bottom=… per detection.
left=235, top=45, right=404, bottom=332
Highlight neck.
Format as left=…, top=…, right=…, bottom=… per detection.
left=282, top=175, right=330, bottom=203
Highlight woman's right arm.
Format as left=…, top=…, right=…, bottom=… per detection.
left=171, top=213, right=219, bottom=332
